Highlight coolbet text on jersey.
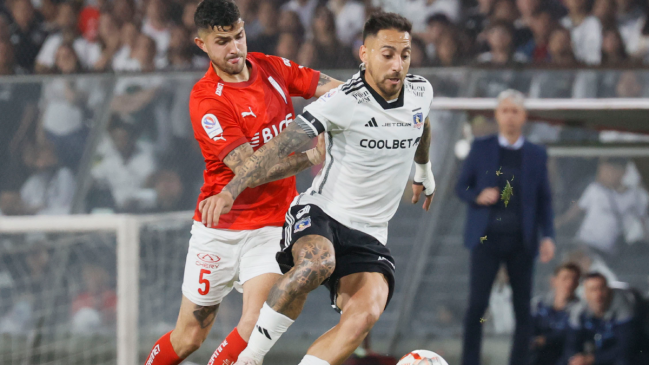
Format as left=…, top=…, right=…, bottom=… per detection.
left=189, top=53, right=320, bottom=230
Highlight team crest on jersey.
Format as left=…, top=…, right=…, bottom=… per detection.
left=202, top=114, right=226, bottom=141
left=412, top=110, right=424, bottom=129
left=294, top=217, right=311, bottom=233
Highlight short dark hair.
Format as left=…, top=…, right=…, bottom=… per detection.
left=554, top=262, right=582, bottom=279
left=584, top=272, right=608, bottom=286
left=194, top=0, right=240, bottom=32
left=362, top=11, right=412, bottom=41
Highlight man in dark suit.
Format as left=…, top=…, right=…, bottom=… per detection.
left=456, top=89, right=556, bottom=365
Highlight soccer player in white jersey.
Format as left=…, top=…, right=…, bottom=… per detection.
left=202, top=12, right=436, bottom=365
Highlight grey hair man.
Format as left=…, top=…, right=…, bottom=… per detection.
left=456, top=89, right=556, bottom=365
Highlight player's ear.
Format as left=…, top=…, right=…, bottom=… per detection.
left=359, top=44, right=367, bottom=64
left=194, top=36, right=207, bottom=54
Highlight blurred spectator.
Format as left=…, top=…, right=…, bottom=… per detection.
left=410, top=36, right=429, bottom=67
left=278, top=9, right=305, bottom=38
left=145, top=169, right=188, bottom=212
left=71, top=265, right=117, bottom=334
left=91, top=116, right=157, bottom=212
left=121, top=33, right=157, bottom=72
left=281, top=0, right=319, bottom=33
left=616, top=70, right=646, bottom=97
left=492, top=0, right=533, bottom=48
left=112, top=21, right=141, bottom=71
left=0, top=13, right=9, bottom=40
left=275, top=32, right=301, bottom=61
left=16, top=142, right=76, bottom=215
left=515, top=0, right=541, bottom=27
left=529, top=262, right=581, bottom=365
left=297, top=6, right=356, bottom=69
left=92, top=12, right=122, bottom=71
left=465, top=0, right=496, bottom=43
left=556, top=158, right=649, bottom=256
left=237, top=0, right=262, bottom=38
left=35, top=2, right=97, bottom=73
left=615, top=0, right=644, bottom=55
left=7, top=0, right=48, bottom=71
left=430, top=29, right=463, bottom=66
left=38, top=0, right=59, bottom=33
left=167, top=25, right=195, bottom=70
left=632, top=7, right=649, bottom=62
left=601, top=27, right=631, bottom=66
left=0, top=38, right=25, bottom=74
left=142, top=0, right=171, bottom=69
left=248, top=0, right=280, bottom=55
left=592, top=0, right=617, bottom=29
left=477, top=21, right=528, bottom=65
left=517, top=9, right=554, bottom=62
left=421, top=13, right=453, bottom=63
left=182, top=1, right=209, bottom=66
left=547, top=27, right=579, bottom=66
left=112, top=0, right=136, bottom=26
left=403, top=0, right=461, bottom=34
left=560, top=0, right=603, bottom=65
left=563, top=272, right=646, bottom=365
left=40, top=43, right=104, bottom=170
left=327, top=0, right=365, bottom=46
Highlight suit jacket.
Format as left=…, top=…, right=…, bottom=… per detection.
left=455, top=135, right=555, bottom=254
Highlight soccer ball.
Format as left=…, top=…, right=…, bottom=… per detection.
left=397, top=350, right=449, bottom=365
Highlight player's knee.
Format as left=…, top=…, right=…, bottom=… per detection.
left=172, top=328, right=206, bottom=357
left=343, top=309, right=382, bottom=338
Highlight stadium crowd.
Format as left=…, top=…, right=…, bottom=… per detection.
left=3, top=0, right=649, bottom=75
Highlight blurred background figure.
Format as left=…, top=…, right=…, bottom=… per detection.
left=456, top=90, right=556, bottom=365
left=562, top=272, right=648, bottom=365
left=477, top=21, right=528, bottom=65
left=529, top=262, right=581, bottom=365
left=560, top=0, right=603, bottom=65
left=71, top=265, right=117, bottom=334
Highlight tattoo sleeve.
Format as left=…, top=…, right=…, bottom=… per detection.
left=414, top=117, right=431, bottom=164
left=223, top=141, right=315, bottom=188
left=193, top=303, right=219, bottom=329
left=223, top=122, right=314, bottom=198
left=314, top=73, right=343, bottom=97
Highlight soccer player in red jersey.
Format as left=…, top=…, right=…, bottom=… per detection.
left=142, top=1, right=341, bottom=365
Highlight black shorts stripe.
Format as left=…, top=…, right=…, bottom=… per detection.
left=317, top=132, right=334, bottom=194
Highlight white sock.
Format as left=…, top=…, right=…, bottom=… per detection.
left=239, top=303, right=294, bottom=361
left=298, top=355, right=331, bottom=365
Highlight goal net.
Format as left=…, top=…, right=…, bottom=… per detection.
left=0, top=212, right=218, bottom=365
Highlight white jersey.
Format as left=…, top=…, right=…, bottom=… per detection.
left=295, top=69, right=434, bottom=244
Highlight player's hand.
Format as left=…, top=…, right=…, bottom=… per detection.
left=476, top=187, right=500, bottom=206
left=199, top=191, right=235, bottom=228
left=539, top=237, right=556, bottom=263
left=412, top=183, right=434, bottom=212
left=315, top=134, right=326, bottom=160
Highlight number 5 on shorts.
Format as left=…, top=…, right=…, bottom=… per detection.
left=198, top=269, right=211, bottom=295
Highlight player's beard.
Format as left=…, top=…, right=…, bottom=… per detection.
left=377, top=73, right=404, bottom=100
left=216, top=52, right=247, bottom=75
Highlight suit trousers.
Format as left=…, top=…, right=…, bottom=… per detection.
left=461, top=232, right=535, bottom=365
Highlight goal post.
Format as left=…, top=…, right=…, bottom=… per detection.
left=0, top=211, right=192, bottom=365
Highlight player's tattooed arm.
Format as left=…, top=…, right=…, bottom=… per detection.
left=225, top=123, right=313, bottom=197
left=201, top=123, right=314, bottom=227
left=414, top=117, right=431, bottom=164
left=314, top=73, right=343, bottom=98
left=223, top=139, right=322, bottom=187
left=193, top=303, right=219, bottom=329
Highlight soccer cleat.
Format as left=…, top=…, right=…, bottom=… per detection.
left=234, top=355, right=263, bottom=365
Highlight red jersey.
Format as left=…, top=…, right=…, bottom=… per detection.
left=189, top=53, right=320, bottom=230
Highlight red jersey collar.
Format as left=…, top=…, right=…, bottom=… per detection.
left=206, top=55, right=258, bottom=88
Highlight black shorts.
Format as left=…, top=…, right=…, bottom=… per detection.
left=276, top=204, right=396, bottom=312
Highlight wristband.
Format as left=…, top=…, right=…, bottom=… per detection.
left=414, top=161, right=436, bottom=196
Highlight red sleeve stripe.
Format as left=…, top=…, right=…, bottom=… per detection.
left=217, top=136, right=249, bottom=161
left=306, top=70, right=321, bottom=99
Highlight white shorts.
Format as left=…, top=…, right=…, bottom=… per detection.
left=181, top=221, right=283, bottom=306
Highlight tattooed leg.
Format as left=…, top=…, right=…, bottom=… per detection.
left=267, top=235, right=336, bottom=319
left=168, top=296, right=221, bottom=358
